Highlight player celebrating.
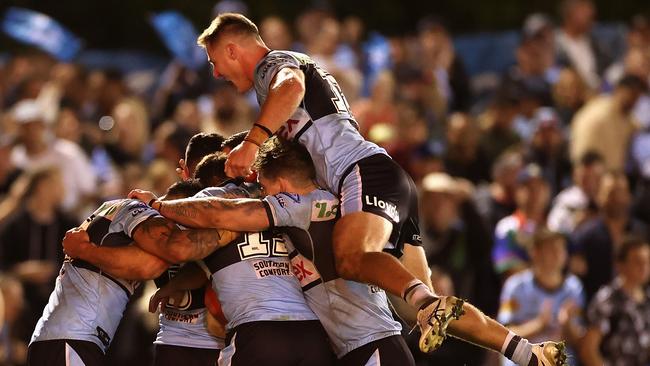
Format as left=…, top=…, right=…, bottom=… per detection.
left=186, top=12, right=565, bottom=364
left=131, top=138, right=567, bottom=366
left=28, top=181, right=235, bottom=366
left=142, top=154, right=334, bottom=366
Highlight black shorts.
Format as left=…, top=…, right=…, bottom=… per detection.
left=153, top=344, right=219, bottom=366
left=219, top=320, right=335, bottom=366
left=27, top=339, right=105, bottom=366
left=338, top=154, right=422, bottom=256
left=338, top=335, right=415, bottom=366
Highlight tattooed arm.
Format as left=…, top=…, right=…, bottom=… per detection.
left=132, top=217, right=239, bottom=263
left=153, top=197, right=271, bottom=232
left=63, top=228, right=169, bottom=281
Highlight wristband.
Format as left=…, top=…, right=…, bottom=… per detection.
left=243, top=137, right=262, bottom=147
left=148, top=198, right=157, bottom=207
left=253, top=123, right=274, bottom=138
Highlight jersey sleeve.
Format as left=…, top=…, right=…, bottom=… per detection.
left=262, top=192, right=311, bottom=230
left=114, top=199, right=162, bottom=237
left=254, top=51, right=301, bottom=97
left=497, top=276, right=520, bottom=325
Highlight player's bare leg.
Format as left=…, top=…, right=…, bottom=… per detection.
left=332, top=212, right=566, bottom=365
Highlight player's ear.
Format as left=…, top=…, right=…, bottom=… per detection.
left=226, top=43, right=237, bottom=60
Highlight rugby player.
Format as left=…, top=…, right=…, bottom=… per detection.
left=189, top=12, right=565, bottom=364
left=133, top=138, right=567, bottom=366
left=28, top=181, right=235, bottom=366
left=143, top=153, right=335, bottom=366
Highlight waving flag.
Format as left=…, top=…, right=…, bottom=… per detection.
left=2, top=7, right=82, bottom=61
left=150, top=11, right=206, bottom=70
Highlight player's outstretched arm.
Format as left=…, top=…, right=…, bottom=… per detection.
left=132, top=217, right=240, bottom=263
left=150, top=197, right=270, bottom=232
left=148, top=262, right=208, bottom=313
left=63, top=228, right=169, bottom=281
left=128, top=189, right=270, bottom=231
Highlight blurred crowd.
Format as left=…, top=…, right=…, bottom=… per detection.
left=1, top=0, right=650, bottom=365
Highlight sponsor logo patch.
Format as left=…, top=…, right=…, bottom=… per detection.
left=252, top=259, right=292, bottom=278
left=364, top=195, right=399, bottom=222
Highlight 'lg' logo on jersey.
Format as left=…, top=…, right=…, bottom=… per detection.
left=364, top=196, right=399, bottom=223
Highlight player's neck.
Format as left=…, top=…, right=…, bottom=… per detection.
left=532, top=266, right=564, bottom=291
left=284, top=180, right=318, bottom=195
left=245, top=43, right=271, bottom=78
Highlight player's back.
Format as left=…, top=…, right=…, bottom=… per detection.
left=263, top=189, right=402, bottom=357
left=254, top=50, right=387, bottom=194
left=195, top=184, right=317, bottom=331
left=31, top=199, right=157, bottom=352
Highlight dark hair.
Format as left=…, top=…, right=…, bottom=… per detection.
left=221, top=130, right=248, bottom=152
left=164, top=179, right=205, bottom=199
left=532, top=227, right=565, bottom=249
left=197, top=13, right=260, bottom=47
left=617, top=74, right=648, bottom=93
left=616, top=236, right=649, bottom=263
left=194, top=152, right=229, bottom=187
left=185, top=133, right=224, bottom=174
left=579, top=151, right=604, bottom=166
left=253, top=137, right=315, bottom=182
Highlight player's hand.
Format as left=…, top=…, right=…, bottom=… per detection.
left=128, top=189, right=157, bottom=204
left=62, top=228, right=94, bottom=259
left=225, top=141, right=259, bottom=178
left=176, top=158, right=190, bottom=181
left=149, top=286, right=183, bottom=313
left=558, top=299, right=579, bottom=327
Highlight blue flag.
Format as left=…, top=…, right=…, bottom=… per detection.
left=150, top=11, right=206, bottom=70
left=1, top=7, right=82, bottom=61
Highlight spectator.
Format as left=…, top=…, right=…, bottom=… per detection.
left=552, top=67, right=592, bottom=126
left=443, top=112, right=491, bottom=185
left=571, top=172, right=648, bottom=302
left=0, top=274, right=27, bottom=366
left=547, top=151, right=605, bottom=235
left=259, top=16, right=294, bottom=51
left=0, top=136, right=21, bottom=197
left=0, top=167, right=76, bottom=345
left=570, top=75, right=646, bottom=172
left=498, top=229, right=584, bottom=366
left=417, top=17, right=472, bottom=113
left=555, top=0, right=612, bottom=89
left=352, top=71, right=398, bottom=138
left=9, top=100, right=97, bottom=214
left=201, top=81, right=254, bottom=137
left=420, top=173, right=495, bottom=306
left=581, top=237, right=650, bottom=366
left=475, top=151, right=524, bottom=231
left=478, top=90, right=522, bottom=169
left=105, top=98, right=151, bottom=165
left=524, top=107, right=572, bottom=195
left=492, top=163, right=550, bottom=278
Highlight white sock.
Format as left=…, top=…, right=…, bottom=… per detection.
left=402, top=280, right=436, bottom=309
left=501, top=331, right=532, bottom=366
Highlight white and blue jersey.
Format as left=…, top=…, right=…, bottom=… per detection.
left=196, top=183, right=317, bottom=332
left=262, top=189, right=402, bottom=358
left=31, top=199, right=159, bottom=353
left=253, top=50, right=387, bottom=195
left=498, top=269, right=585, bottom=366
left=153, top=264, right=224, bottom=350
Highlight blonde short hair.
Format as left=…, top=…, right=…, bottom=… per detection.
left=197, top=13, right=260, bottom=48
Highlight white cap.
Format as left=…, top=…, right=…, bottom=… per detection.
left=12, top=100, right=45, bottom=124
left=422, top=172, right=457, bottom=194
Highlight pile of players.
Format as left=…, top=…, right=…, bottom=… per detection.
left=25, top=12, right=567, bottom=366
